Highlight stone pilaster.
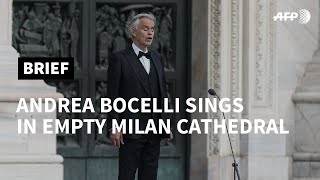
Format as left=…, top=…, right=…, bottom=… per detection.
left=292, top=42, right=320, bottom=180
left=245, top=0, right=291, bottom=180
left=192, top=0, right=293, bottom=179
left=291, top=0, right=320, bottom=179
left=190, top=0, right=243, bottom=179
left=190, top=0, right=211, bottom=179
left=0, top=0, right=63, bottom=180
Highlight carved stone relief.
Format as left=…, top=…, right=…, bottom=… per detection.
left=96, top=4, right=175, bottom=71
left=13, top=2, right=81, bottom=68
left=209, top=0, right=221, bottom=156
left=45, top=81, right=80, bottom=147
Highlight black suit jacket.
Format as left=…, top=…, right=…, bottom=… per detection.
left=106, top=47, right=171, bottom=139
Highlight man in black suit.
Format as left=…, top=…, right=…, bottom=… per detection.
left=107, top=13, right=172, bottom=180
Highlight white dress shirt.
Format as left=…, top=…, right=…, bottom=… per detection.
left=132, top=43, right=150, bottom=74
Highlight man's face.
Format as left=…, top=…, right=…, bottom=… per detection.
left=132, top=17, right=155, bottom=48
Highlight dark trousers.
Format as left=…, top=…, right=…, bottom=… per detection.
left=118, top=134, right=161, bottom=180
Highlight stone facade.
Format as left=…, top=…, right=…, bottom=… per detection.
left=190, top=0, right=319, bottom=180
left=0, top=0, right=319, bottom=179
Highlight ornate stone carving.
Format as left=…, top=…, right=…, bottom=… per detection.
left=13, top=2, right=82, bottom=148
left=12, top=2, right=81, bottom=67
left=230, top=0, right=241, bottom=116
left=254, top=0, right=275, bottom=107
left=94, top=81, right=112, bottom=146
left=267, top=0, right=275, bottom=107
left=96, top=4, right=175, bottom=70
left=46, top=81, right=80, bottom=147
left=255, top=0, right=264, bottom=101
left=229, top=0, right=241, bottom=155
left=209, top=0, right=221, bottom=156
left=209, top=0, right=245, bottom=156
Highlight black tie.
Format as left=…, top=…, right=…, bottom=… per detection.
left=137, top=51, right=151, bottom=59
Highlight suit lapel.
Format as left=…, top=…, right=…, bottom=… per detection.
left=150, top=51, right=165, bottom=97
left=124, top=48, right=151, bottom=96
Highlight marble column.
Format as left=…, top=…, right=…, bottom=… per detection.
left=291, top=0, right=320, bottom=178
left=243, top=0, right=292, bottom=179
left=292, top=41, right=320, bottom=180
left=0, top=0, right=63, bottom=180
left=190, top=0, right=243, bottom=179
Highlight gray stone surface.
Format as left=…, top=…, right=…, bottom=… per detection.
left=295, top=104, right=320, bottom=153
left=294, top=161, right=320, bottom=178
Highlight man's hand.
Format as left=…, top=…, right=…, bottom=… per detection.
left=168, top=131, right=173, bottom=140
left=162, top=131, right=173, bottom=143
left=110, top=130, right=124, bottom=148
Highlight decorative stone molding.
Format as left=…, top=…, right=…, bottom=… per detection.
left=293, top=50, right=320, bottom=103
left=214, top=0, right=243, bottom=156
left=208, top=0, right=221, bottom=156
left=208, top=0, right=244, bottom=156
left=229, top=0, right=241, bottom=155
left=252, top=0, right=276, bottom=108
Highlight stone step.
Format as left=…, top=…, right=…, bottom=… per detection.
left=293, top=160, right=320, bottom=179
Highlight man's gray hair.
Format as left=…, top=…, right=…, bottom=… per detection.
left=126, top=13, right=156, bottom=38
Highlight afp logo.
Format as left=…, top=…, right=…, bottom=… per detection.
left=273, top=9, right=311, bottom=24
